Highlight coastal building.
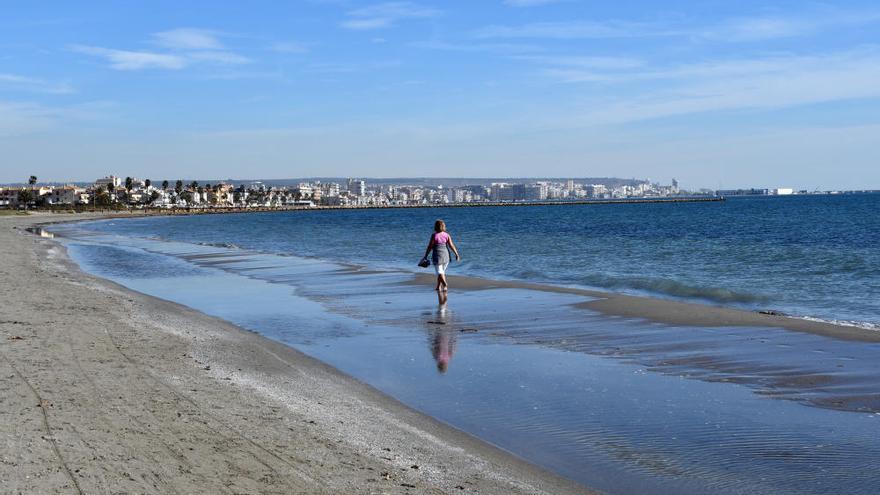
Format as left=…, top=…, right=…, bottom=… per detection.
left=320, top=182, right=340, bottom=198
left=95, top=176, right=121, bottom=189
left=48, top=185, right=88, bottom=205
left=0, top=186, right=51, bottom=207
left=296, top=183, right=314, bottom=198
left=585, top=184, right=607, bottom=198
left=489, top=183, right=507, bottom=201
left=0, top=188, right=17, bottom=207
left=346, top=178, right=366, bottom=196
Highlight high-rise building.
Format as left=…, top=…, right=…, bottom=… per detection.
left=345, top=178, right=366, bottom=196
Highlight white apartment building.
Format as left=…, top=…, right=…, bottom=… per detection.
left=95, top=176, right=121, bottom=189
left=48, top=186, right=88, bottom=205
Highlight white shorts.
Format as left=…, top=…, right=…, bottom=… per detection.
left=434, top=262, right=449, bottom=275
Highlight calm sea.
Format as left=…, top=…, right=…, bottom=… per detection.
left=52, top=193, right=880, bottom=495
left=81, top=194, right=880, bottom=328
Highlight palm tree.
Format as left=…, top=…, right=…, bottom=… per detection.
left=93, top=186, right=111, bottom=207
left=145, top=179, right=152, bottom=189
left=125, top=177, right=133, bottom=192
left=28, top=175, right=37, bottom=186
left=162, top=180, right=169, bottom=191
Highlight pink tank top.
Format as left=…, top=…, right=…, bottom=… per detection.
left=433, top=232, right=450, bottom=244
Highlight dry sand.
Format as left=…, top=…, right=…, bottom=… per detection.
left=0, top=213, right=593, bottom=495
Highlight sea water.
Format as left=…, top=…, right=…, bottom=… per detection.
left=51, top=194, right=880, bottom=495
left=74, top=194, right=880, bottom=329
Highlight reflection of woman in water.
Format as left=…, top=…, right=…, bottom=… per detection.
left=430, top=293, right=457, bottom=373
left=422, top=219, right=461, bottom=292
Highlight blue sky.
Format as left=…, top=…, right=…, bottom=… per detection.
left=2, top=1, right=879, bottom=189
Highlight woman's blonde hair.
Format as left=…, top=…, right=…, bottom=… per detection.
left=434, top=219, right=446, bottom=233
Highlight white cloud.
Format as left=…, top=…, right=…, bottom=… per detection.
left=341, top=2, right=439, bottom=30
left=187, top=51, right=250, bottom=64
left=153, top=28, right=223, bottom=50
left=270, top=41, right=310, bottom=54
left=475, top=20, right=674, bottom=39
left=411, top=40, right=541, bottom=54
left=71, top=28, right=251, bottom=71
left=0, top=99, right=113, bottom=137
left=476, top=9, right=880, bottom=41
left=0, top=101, right=55, bottom=136
left=504, top=0, right=565, bottom=7
left=0, top=74, right=75, bottom=94
left=517, top=55, right=643, bottom=70
left=539, top=48, right=880, bottom=124
left=341, top=18, right=394, bottom=30
left=70, top=45, right=187, bottom=70
left=704, top=11, right=880, bottom=42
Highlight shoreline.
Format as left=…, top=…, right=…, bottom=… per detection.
left=36, top=209, right=880, bottom=343
left=403, top=273, right=880, bottom=343
left=1, top=212, right=593, bottom=494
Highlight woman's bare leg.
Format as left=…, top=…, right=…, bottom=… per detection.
left=439, top=273, right=448, bottom=291
left=435, top=275, right=442, bottom=291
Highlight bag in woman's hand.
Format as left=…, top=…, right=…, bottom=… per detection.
left=418, top=257, right=430, bottom=268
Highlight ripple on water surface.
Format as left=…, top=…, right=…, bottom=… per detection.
left=53, top=223, right=880, bottom=495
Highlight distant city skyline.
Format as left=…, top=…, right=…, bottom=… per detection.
left=2, top=1, right=880, bottom=189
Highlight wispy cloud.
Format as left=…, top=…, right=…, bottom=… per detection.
left=0, top=101, right=56, bottom=136
left=504, top=0, right=565, bottom=7
left=0, top=74, right=75, bottom=94
left=411, top=40, right=541, bottom=54
left=475, top=20, right=674, bottom=39
left=153, top=28, right=223, bottom=50
left=539, top=48, right=880, bottom=124
left=517, top=55, right=643, bottom=71
left=270, top=41, right=311, bottom=54
left=70, top=28, right=251, bottom=71
left=341, top=2, right=439, bottom=30
left=0, top=99, right=114, bottom=137
left=476, top=9, right=880, bottom=41
left=70, top=45, right=187, bottom=70
left=703, top=10, right=880, bottom=42
left=187, top=51, right=250, bottom=64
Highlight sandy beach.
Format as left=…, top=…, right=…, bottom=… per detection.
left=0, top=212, right=592, bottom=494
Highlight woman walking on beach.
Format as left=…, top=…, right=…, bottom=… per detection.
left=422, top=219, right=460, bottom=292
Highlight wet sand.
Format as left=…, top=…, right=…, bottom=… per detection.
left=405, top=273, right=880, bottom=343
left=0, top=213, right=592, bottom=494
